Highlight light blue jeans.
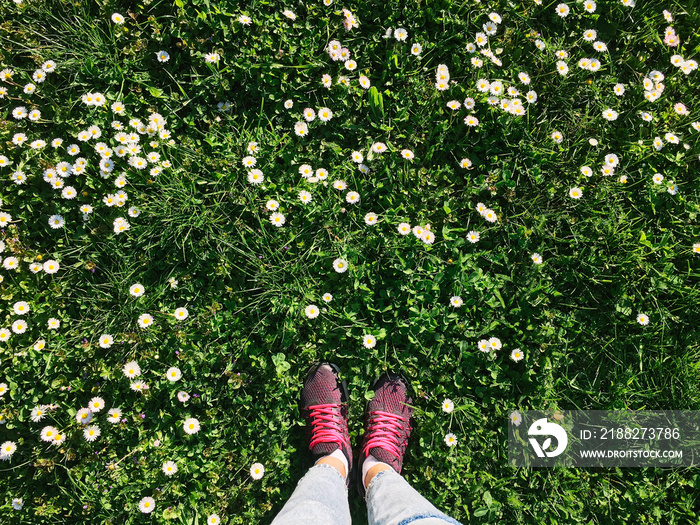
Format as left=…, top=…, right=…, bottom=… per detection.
left=271, top=463, right=463, bottom=525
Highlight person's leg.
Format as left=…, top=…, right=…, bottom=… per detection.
left=357, top=373, right=462, bottom=525
left=271, top=362, right=354, bottom=525
left=271, top=462, right=350, bottom=525
left=365, top=468, right=462, bottom=525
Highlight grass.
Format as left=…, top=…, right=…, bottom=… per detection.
left=0, top=0, right=699, bottom=523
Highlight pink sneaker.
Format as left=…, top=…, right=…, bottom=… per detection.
left=358, top=373, right=414, bottom=495
left=299, top=362, right=353, bottom=485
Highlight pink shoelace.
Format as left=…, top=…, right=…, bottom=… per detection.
left=362, top=410, right=407, bottom=458
left=307, top=403, right=347, bottom=449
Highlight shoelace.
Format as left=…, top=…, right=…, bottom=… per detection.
left=362, top=409, right=408, bottom=458
left=306, top=403, right=347, bottom=450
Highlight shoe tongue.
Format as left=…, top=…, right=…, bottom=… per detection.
left=313, top=442, right=338, bottom=457
left=370, top=447, right=398, bottom=468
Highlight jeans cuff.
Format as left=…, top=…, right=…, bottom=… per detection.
left=364, top=466, right=394, bottom=500
left=311, top=462, right=348, bottom=486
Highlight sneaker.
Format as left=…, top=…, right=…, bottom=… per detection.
left=358, top=373, right=414, bottom=495
left=299, top=362, right=353, bottom=485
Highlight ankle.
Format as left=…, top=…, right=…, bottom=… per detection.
left=316, top=454, right=347, bottom=479
left=363, top=462, right=391, bottom=489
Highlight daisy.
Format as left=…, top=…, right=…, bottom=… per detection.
left=12, top=133, right=28, bottom=146
left=284, top=100, right=293, bottom=109
left=398, top=223, right=411, bottom=235
left=580, top=166, right=593, bottom=177
left=636, top=313, right=649, bottom=326
left=322, top=293, right=333, bottom=303
left=303, top=108, right=316, bottom=122
left=299, top=190, right=312, bottom=204
left=488, top=337, right=502, bottom=350
left=444, top=433, right=458, bottom=447
left=351, top=151, right=364, bottom=163
left=31, top=406, right=47, bottom=422
left=551, top=131, right=563, bottom=143
left=305, top=305, right=320, bottom=319
left=371, top=142, right=387, bottom=154
left=41, top=426, right=58, bottom=442
left=394, top=27, right=408, bottom=41
left=411, top=43, right=422, bottom=56
left=346, top=191, right=360, bottom=204
left=556, top=61, right=569, bottom=76
left=359, top=75, right=371, bottom=89
left=12, top=498, right=22, bottom=510
left=111, top=12, right=125, bottom=24
left=282, top=9, right=296, bottom=20
left=421, top=230, right=435, bottom=244
left=604, top=153, right=619, bottom=167
left=156, top=50, right=170, bottom=62
left=693, top=243, right=700, bottom=254
left=250, top=463, right=265, bottom=480
left=362, top=334, right=377, bottom=349
left=174, top=307, right=189, bottom=320
left=89, top=397, right=105, bottom=412
left=464, top=115, right=479, bottom=127
left=51, top=431, right=66, bottom=446
left=0, top=382, right=7, bottom=394
left=183, top=417, right=200, bottom=435
left=123, top=361, right=141, bottom=378
left=602, top=109, right=618, bottom=121
left=333, top=258, right=349, bottom=273
left=467, top=231, right=480, bottom=243
left=569, top=187, right=583, bottom=199
left=76, top=408, right=93, bottom=425
left=138, top=314, right=153, bottom=328
left=460, top=158, right=473, bottom=169
left=294, top=122, right=308, bottom=137
left=248, top=169, right=264, bottom=185
left=163, top=461, right=178, bottom=476
left=321, top=74, right=332, bottom=88
left=364, top=212, right=378, bottom=225
left=84, top=425, right=101, bottom=442
left=47, top=318, right=60, bottom=329
left=13, top=301, right=29, bottom=315
left=270, top=212, right=286, bottom=227
left=139, top=497, right=155, bottom=514
left=510, top=348, right=524, bottom=362
left=166, top=367, right=182, bottom=382
left=129, top=284, right=145, bottom=297
left=48, top=214, right=65, bottom=229
left=107, top=408, right=122, bottom=423
left=178, top=391, right=191, bottom=403
left=266, top=200, right=279, bottom=211
left=130, top=380, right=148, bottom=392
left=442, top=399, right=455, bottom=413
left=205, top=52, right=220, bottom=64
left=510, top=411, right=523, bottom=426
left=412, top=225, right=424, bottom=238
left=652, top=173, right=664, bottom=184
left=0, top=441, right=17, bottom=460
left=450, top=296, right=463, bottom=308
left=532, top=253, right=543, bottom=264
left=318, top=107, right=333, bottom=122
left=483, top=209, right=498, bottom=223
left=11, top=320, right=27, bottom=334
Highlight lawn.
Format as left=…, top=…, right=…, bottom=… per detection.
left=0, top=0, right=699, bottom=523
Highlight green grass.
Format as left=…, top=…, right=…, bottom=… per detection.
left=0, top=0, right=699, bottom=523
